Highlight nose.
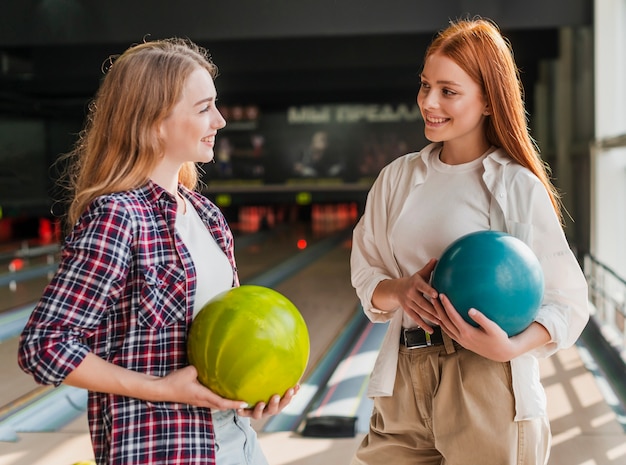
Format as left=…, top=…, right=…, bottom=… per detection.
left=213, top=108, right=227, bottom=129
left=418, top=88, right=439, bottom=110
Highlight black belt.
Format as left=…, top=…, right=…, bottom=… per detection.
left=400, top=326, right=444, bottom=349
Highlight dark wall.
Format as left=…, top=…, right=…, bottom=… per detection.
left=1, top=0, right=590, bottom=109
left=0, top=0, right=591, bottom=45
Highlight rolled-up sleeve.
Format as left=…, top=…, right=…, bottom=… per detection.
left=17, top=197, right=131, bottom=385
left=533, top=191, right=589, bottom=356
left=508, top=176, right=589, bottom=357
left=351, top=164, right=403, bottom=322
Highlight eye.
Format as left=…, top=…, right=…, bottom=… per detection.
left=200, top=104, right=211, bottom=113
left=442, top=88, right=457, bottom=96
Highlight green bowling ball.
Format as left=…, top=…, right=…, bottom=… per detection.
left=187, top=285, right=310, bottom=406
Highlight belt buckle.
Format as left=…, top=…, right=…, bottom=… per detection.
left=403, top=327, right=432, bottom=349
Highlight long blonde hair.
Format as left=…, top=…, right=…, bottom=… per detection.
left=425, top=18, right=562, bottom=222
left=63, top=37, right=218, bottom=228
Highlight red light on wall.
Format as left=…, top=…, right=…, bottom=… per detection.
left=297, top=239, right=307, bottom=250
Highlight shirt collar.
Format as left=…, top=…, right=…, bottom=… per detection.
left=409, top=142, right=441, bottom=187
left=136, top=179, right=177, bottom=205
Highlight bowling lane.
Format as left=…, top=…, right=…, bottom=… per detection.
left=235, top=223, right=328, bottom=282
left=0, top=336, right=47, bottom=413
left=0, top=244, right=62, bottom=409
left=272, top=240, right=356, bottom=384
left=249, top=235, right=358, bottom=432
left=0, top=244, right=60, bottom=315
left=0, top=276, right=53, bottom=315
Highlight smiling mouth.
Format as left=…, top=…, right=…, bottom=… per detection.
left=201, top=136, right=214, bottom=143
left=426, top=115, right=449, bottom=124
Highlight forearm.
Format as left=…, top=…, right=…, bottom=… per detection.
left=64, top=352, right=163, bottom=401
left=64, top=353, right=250, bottom=411
left=371, top=278, right=403, bottom=312
left=509, top=321, right=552, bottom=359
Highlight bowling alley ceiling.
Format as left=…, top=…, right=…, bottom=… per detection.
left=0, top=0, right=592, bottom=116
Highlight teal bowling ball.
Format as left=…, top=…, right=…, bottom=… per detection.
left=431, top=230, right=544, bottom=336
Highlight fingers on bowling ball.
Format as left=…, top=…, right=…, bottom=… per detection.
left=431, top=231, right=544, bottom=336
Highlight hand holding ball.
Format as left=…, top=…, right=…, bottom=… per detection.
left=431, top=231, right=544, bottom=336
left=187, top=285, right=310, bottom=406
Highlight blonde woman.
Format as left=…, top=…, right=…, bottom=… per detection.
left=18, top=38, right=295, bottom=465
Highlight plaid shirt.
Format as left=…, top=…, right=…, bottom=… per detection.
left=18, top=180, right=239, bottom=464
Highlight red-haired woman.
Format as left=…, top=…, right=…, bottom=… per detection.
left=351, top=18, right=589, bottom=465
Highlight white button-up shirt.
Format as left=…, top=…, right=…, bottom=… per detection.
left=351, top=143, right=590, bottom=420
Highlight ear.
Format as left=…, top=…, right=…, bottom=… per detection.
left=155, top=121, right=168, bottom=152
left=483, top=104, right=491, bottom=116
left=155, top=120, right=164, bottom=139
left=153, top=122, right=166, bottom=157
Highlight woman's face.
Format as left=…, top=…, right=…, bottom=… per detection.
left=417, top=52, right=489, bottom=151
left=159, top=67, right=226, bottom=166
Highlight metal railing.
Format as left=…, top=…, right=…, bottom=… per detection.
left=583, top=254, right=626, bottom=358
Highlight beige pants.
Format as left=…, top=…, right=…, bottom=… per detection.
left=351, top=339, right=551, bottom=465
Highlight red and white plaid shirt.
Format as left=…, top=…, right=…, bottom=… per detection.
left=18, top=180, right=239, bottom=464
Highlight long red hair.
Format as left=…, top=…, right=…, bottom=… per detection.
left=425, top=18, right=562, bottom=221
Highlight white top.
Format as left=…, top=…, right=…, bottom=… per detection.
left=351, top=142, right=590, bottom=420
left=176, top=197, right=233, bottom=318
left=391, top=149, right=491, bottom=328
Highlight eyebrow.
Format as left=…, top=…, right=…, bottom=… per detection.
left=194, top=96, right=216, bottom=106
left=420, top=74, right=462, bottom=87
